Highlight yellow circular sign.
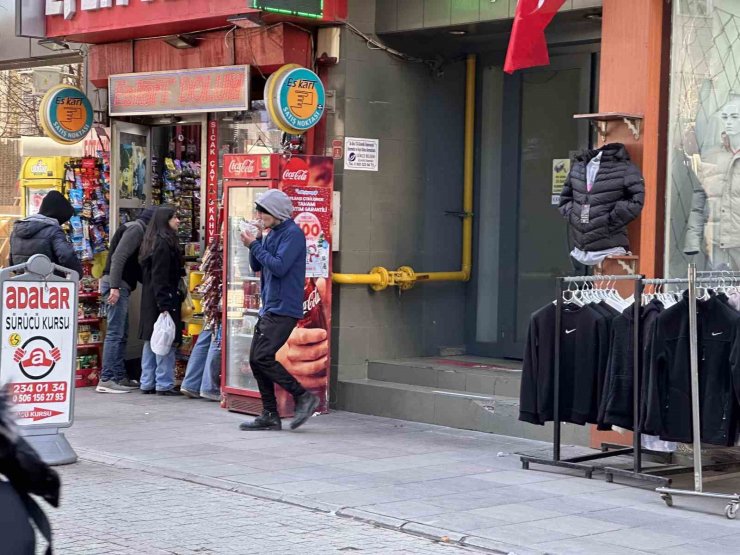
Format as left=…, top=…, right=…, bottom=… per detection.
left=265, top=64, right=325, bottom=135
left=39, top=85, right=94, bottom=145
left=9, top=333, right=21, bottom=347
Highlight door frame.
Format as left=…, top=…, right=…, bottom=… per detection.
left=110, top=120, right=151, bottom=235
left=466, top=51, right=597, bottom=359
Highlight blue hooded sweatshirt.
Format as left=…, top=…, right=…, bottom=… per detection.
left=249, top=219, right=306, bottom=319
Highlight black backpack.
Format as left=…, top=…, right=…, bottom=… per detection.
left=0, top=389, right=60, bottom=554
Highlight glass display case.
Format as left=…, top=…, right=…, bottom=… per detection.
left=223, top=184, right=268, bottom=399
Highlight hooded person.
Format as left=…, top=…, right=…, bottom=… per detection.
left=97, top=207, right=156, bottom=393
left=238, top=189, right=319, bottom=432
left=9, top=190, right=83, bottom=277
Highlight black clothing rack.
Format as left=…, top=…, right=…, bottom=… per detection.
left=520, top=274, right=668, bottom=484
left=649, top=265, right=740, bottom=519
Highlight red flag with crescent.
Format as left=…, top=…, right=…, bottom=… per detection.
left=504, top=0, right=567, bottom=74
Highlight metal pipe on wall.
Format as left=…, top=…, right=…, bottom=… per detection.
left=332, top=54, right=476, bottom=291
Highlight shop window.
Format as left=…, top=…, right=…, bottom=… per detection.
left=666, top=0, right=740, bottom=276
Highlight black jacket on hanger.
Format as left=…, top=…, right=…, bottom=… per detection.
left=643, top=296, right=740, bottom=446
left=520, top=303, right=610, bottom=426
left=598, top=299, right=663, bottom=431
left=558, top=143, right=645, bottom=252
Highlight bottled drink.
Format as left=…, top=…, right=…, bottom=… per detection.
left=297, top=278, right=326, bottom=330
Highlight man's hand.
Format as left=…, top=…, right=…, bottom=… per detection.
left=276, top=327, right=328, bottom=390
left=241, top=230, right=257, bottom=247
left=107, top=288, right=120, bottom=305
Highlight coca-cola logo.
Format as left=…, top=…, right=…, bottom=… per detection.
left=282, top=157, right=310, bottom=184
left=227, top=158, right=255, bottom=176
left=303, top=287, right=321, bottom=315
left=283, top=169, right=308, bottom=182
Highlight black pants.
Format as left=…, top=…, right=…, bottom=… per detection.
left=0, top=482, right=36, bottom=554
left=249, top=313, right=306, bottom=414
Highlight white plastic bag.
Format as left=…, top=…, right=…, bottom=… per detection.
left=151, top=312, right=176, bottom=356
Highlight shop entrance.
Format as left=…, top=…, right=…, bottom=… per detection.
left=471, top=53, right=596, bottom=359
left=111, top=118, right=205, bottom=361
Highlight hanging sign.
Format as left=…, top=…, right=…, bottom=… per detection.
left=265, top=64, right=325, bottom=135
left=205, top=116, right=219, bottom=244
left=0, top=281, right=77, bottom=427
left=38, top=85, right=94, bottom=145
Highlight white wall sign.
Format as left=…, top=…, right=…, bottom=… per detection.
left=0, top=281, right=77, bottom=427
left=344, top=137, right=379, bottom=172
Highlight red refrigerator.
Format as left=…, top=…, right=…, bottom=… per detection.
left=221, top=154, right=333, bottom=417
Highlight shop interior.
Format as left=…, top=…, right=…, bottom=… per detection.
left=109, top=105, right=281, bottom=383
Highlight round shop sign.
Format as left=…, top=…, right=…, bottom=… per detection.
left=265, top=64, right=325, bottom=135
left=39, top=85, right=94, bottom=145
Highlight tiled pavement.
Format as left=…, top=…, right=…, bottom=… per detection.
left=49, top=460, right=476, bottom=554
left=55, top=390, right=740, bottom=554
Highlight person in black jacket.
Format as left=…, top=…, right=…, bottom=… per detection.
left=9, top=190, right=83, bottom=277
left=138, top=206, right=185, bottom=396
left=558, top=143, right=645, bottom=261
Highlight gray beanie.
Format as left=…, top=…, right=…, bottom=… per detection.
left=256, top=189, right=293, bottom=221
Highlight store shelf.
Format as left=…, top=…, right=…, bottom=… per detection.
left=78, top=317, right=101, bottom=324
left=243, top=277, right=261, bottom=282
left=78, top=342, right=103, bottom=349
left=79, top=292, right=100, bottom=300
left=244, top=309, right=260, bottom=315
left=76, top=367, right=100, bottom=374
left=235, top=333, right=254, bottom=339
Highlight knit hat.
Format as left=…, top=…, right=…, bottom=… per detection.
left=255, top=189, right=293, bottom=221
left=39, top=190, right=74, bottom=225
left=138, top=207, right=155, bottom=225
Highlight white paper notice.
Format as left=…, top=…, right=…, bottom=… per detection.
left=344, top=137, right=379, bottom=171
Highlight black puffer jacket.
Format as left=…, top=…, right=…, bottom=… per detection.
left=559, top=143, right=645, bottom=252
left=9, top=215, right=83, bottom=277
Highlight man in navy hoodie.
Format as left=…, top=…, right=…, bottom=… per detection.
left=239, top=189, right=319, bottom=431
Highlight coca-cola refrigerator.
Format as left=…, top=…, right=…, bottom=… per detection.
left=221, top=154, right=333, bottom=417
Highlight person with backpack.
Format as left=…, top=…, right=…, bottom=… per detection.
left=9, top=190, right=83, bottom=277
left=96, top=208, right=155, bottom=393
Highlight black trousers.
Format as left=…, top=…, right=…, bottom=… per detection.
left=249, top=312, right=306, bottom=414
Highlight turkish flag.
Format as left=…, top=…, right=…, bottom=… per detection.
left=504, top=0, right=567, bottom=74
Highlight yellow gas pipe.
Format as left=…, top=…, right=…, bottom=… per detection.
left=332, top=54, right=476, bottom=291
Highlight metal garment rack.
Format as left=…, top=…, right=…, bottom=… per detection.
left=652, top=265, right=740, bottom=519
left=602, top=273, right=672, bottom=486
left=520, top=274, right=662, bottom=480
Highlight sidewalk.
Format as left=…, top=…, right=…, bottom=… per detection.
left=66, top=390, right=740, bottom=554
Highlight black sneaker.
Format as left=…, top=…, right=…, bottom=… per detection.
left=117, top=378, right=140, bottom=389
left=141, top=388, right=156, bottom=395
left=239, top=411, right=282, bottom=431
left=156, top=389, right=182, bottom=397
left=290, top=392, right=319, bottom=430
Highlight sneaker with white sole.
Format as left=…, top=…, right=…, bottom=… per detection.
left=96, top=380, right=131, bottom=393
